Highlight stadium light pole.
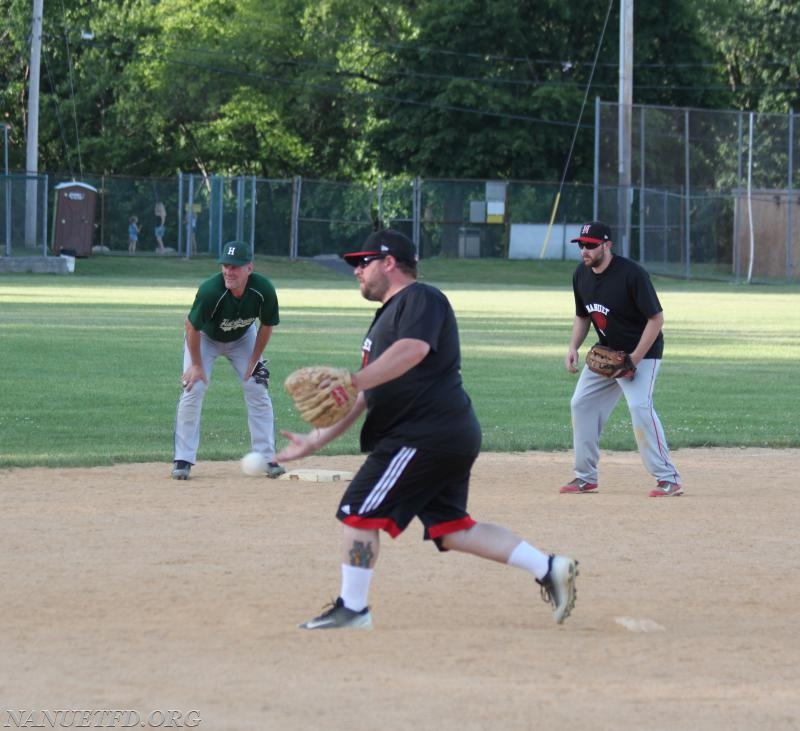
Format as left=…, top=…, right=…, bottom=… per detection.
left=618, top=0, right=633, bottom=257
left=24, top=0, right=43, bottom=250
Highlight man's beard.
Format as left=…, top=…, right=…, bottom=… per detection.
left=361, top=278, right=387, bottom=302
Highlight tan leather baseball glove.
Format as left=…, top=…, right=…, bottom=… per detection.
left=284, top=366, right=357, bottom=427
left=585, top=344, right=636, bottom=379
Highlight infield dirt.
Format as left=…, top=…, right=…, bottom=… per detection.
left=1, top=448, right=797, bottom=731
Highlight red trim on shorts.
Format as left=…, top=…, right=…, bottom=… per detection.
left=342, top=515, right=402, bottom=538
left=427, top=516, right=476, bottom=539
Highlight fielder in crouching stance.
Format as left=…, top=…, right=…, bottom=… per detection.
left=277, top=229, right=579, bottom=630
left=172, top=241, right=284, bottom=480
left=561, top=221, right=682, bottom=497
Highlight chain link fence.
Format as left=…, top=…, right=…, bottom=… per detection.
left=3, top=102, right=799, bottom=283
left=2, top=174, right=49, bottom=257
left=597, top=101, right=799, bottom=282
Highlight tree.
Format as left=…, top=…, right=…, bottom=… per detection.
left=701, top=0, right=800, bottom=112
left=632, top=0, right=732, bottom=110
left=366, top=0, right=735, bottom=182
left=366, top=0, right=598, bottom=181
left=4, top=0, right=796, bottom=185
left=0, top=0, right=50, bottom=171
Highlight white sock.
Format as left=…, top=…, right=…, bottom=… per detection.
left=340, top=564, right=373, bottom=612
left=507, top=541, right=550, bottom=581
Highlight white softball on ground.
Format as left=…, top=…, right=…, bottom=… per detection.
left=240, top=451, right=268, bottom=476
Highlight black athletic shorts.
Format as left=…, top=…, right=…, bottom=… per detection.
left=336, top=444, right=477, bottom=551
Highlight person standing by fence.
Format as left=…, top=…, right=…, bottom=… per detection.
left=128, top=215, right=140, bottom=254
left=154, top=201, right=167, bottom=253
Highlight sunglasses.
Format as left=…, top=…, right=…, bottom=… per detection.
left=355, top=254, right=386, bottom=268
left=577, top=241, right=605, bottom=251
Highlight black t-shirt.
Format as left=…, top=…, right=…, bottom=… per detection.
left=359, top=282, right=481, bottom=456
left=573, top=255, right=664, bottom=358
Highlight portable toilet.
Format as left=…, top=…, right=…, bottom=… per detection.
left=53, top=181, right=97, bottom=257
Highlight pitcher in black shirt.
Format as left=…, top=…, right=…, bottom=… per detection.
left=278, top=229, right=579, bottom=630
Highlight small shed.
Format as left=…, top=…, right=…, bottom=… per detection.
left=53, top=181, right=98, bottom=257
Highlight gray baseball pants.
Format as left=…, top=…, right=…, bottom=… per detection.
left=173, top=324, right=276, bottom=465
left=571, top=358, right=680, bottom=484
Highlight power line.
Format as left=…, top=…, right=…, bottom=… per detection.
left=66, top=35, right=596, bottom=130
left=162, top=55, right=595, bottom=131
left=58, top=0, right=83, bottom=177
left=149, top=19, right=793, bottom=74
left=539, top=0, right=615, bottom=259
left=50, top=29, right=792, bottom=150
left=558, top=0, right=615, bottom=188
left=70, top=31, right=791, bottom=102
left=40, top=44, right=75, bottom=178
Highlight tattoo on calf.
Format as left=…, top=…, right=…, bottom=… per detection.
left=348, top=540, right=374, bottom=568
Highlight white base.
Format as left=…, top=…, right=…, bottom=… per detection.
left=278, top=469, right=355, bottom=483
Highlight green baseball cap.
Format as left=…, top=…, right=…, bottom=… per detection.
left=218, top=241, right=252, bottom=265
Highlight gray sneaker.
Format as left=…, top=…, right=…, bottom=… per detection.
left=265, top=462, right=286, bottom=479
left=171, top=460, right=191, bottom=480
left=536, top=555, right=579, bottom=624
left=299, top=597, right=373, bottom=630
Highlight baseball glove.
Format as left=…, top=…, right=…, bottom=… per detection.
left=284, top=366, right=357, bottom=427
left=251, top=360, right=270, bottom=388
left=586, top=343, right=636, bottom=379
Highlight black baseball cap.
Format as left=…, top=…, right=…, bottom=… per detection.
left=571, top=221, right=613, bottom=245
left=218, top=241, right=253, bottom=265
left=343, top=229, right=418, bottom=268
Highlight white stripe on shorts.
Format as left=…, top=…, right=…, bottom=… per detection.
left=359, top=446, right=417, bottom=514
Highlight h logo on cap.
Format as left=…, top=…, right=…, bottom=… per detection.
left=581, top=224, right=592, bottom=235
left=227, top=245, right=237, bottom=256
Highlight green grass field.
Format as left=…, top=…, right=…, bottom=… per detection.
left=1, top=253, right=798, bottom=467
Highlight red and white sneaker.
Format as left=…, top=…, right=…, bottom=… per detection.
left=559, top=478, right=598, bottom=494
left=649, top=480, right=683, bottom=497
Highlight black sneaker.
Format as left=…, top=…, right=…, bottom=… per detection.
left=171, top=460, right=191, bottom=480
left=536, top=554, right=579, bottom=624
left=265, top=462, right=286, bottom=479
left=298, top=597, right=373, bottom=630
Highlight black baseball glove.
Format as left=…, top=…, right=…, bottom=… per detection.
left=251, top=360, right=270, bottom=388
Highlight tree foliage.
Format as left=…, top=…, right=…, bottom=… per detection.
left=700, top=0, right=800, bottom=113
left=0, top=0, right=795, bottom=182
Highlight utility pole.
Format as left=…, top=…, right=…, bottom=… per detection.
left=618, top=0, right=633, bottom=256
left=24, top=0, right=44, bottom=249
left=4, top=123, right=11, bottom=256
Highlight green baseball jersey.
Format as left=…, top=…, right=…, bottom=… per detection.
left=187, top=272, right=279, bottom=342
